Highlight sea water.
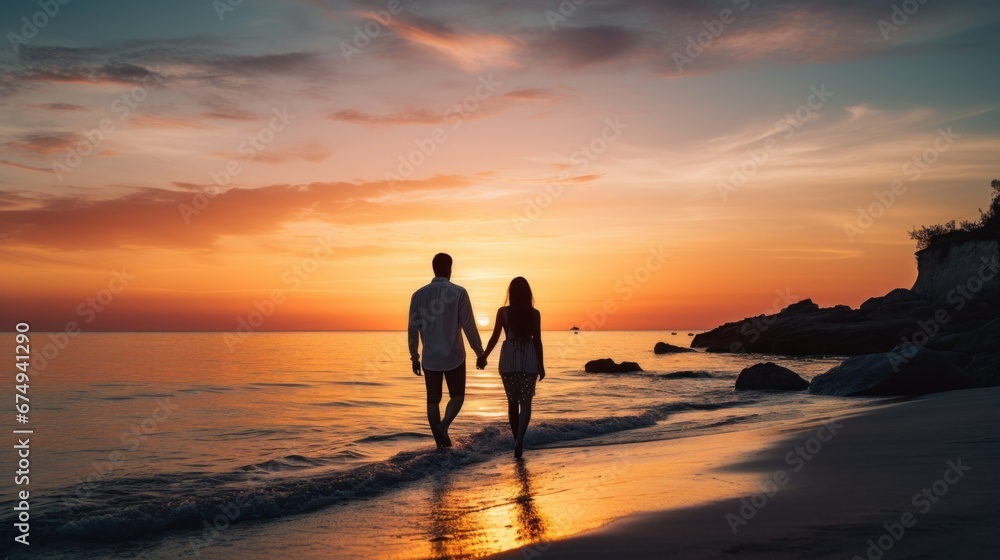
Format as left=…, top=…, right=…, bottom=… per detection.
left=0, top=331, right=873, bottom=558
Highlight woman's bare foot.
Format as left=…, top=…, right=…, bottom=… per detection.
left=436, top=422, right=453, bottom=447
left=430, top=426, right=445, bottom=449
left=514, top=439, right=523, bottom=459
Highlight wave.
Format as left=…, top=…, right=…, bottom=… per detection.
left=310, top=399, right=385, bottom=408
left=2, top=398, right=746, bottom=543
left=584, top=369, right=722, bottom=380
left=657, top=371, right=714, bottom=379
left=356, top=431, right=430, bottom=443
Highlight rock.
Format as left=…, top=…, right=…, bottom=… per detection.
left=691, top=229, right=998, bottom=360
left=690, top=291, right=946, bottom=356
left=735, top=363, right=809, bottom=391
left=780, top=299, right=820, bottom=314
left=654, top=342, right=696, bottom=354
left=860, top=288, right=920, bottom=312
left=912, top=236, right=999, bottom=300
left=966, top=353, right=1000, bottom=387
left=808, top=348, right=976, bottom=397
left=585, top=359, right=643, bottom=373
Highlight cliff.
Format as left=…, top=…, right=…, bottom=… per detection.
left=691, top=234, right=1000, bottom=389
left=912, top=230, right=1000, bottom=301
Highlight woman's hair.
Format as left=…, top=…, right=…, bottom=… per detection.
left=504, top=277, right=534, bottom=336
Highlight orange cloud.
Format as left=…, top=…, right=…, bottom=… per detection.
left=129, top=115, right=215, bottom=130
left=0, top=175, right=479, bottom=250
left=385, top=17, right=521, bottom=71
left=329, top=107, right=445, bottom=126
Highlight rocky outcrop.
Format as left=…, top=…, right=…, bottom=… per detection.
left=912, top=235, right=999, bottom=301
left=691, top=294, right=936, bottom=356
left=780, top=299, right=821, bottom=314
left=808, top=348, right=976, bottom=396
left=585, top=359, right=643, bottom=373
left=653, top=342, right=696, bottom=354
left=692, top=230, right=1000, bottom=396
left=735, top=363, right=809, bottom=391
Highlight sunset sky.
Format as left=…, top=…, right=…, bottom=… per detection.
left=1, top=0, right=999, bottom=331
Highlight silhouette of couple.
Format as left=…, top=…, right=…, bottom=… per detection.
left=408, top=253, right=545, bottom=459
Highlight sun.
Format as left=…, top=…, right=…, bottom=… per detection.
left=476, top=314, right=490, bottom=326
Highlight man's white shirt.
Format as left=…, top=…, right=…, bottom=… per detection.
left=408, top=277, right=485, bottom=371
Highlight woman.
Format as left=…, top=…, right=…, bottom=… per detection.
left=477, top=277, right=545, bottom=459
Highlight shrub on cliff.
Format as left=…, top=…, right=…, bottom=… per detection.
left=909, top=179, right=1000, bottom=251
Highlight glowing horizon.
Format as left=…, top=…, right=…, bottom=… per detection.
left=2, top=0, right=999, bottom=331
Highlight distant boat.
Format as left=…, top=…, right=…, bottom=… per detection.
left=671, top=332, right=677, bottom=335
left=570, top=326, right=580, bottom=331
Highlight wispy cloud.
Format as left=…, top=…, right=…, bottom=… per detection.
left=4, top=132, right=80, bottom=155
left=0, top=42, right=332, bottom=97
left=329, top=107, right=446, bottom=126
left=385, top=15, right=522, bottom=71
left=28, top=102, right=91, bottom=112
left=0, top=174, right=482, bottom=250
left=502, top=88, right=558, bottom=102
left=530, top=25, right=641, bottom=68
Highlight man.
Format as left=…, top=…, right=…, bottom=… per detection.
left=408, top=253, right=485, bottom=448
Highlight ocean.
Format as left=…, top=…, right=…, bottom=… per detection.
left=0, top=331, right=877, bottom=559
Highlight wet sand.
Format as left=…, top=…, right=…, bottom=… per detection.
left=490, top=387, right=1000, bottom=560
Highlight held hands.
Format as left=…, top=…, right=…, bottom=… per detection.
left=476, top=355, right=488, bottom=370
left=412, top=359, right=422, bottom=376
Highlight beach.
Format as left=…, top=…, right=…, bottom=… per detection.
left=491, top=387, right=1000, bottom=560
left=2, top=332, right=997, bottom=559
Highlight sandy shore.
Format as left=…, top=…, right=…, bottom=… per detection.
left=85, top=388, right=999, bottom=559
left=490, top=387, right=1000, bottom=560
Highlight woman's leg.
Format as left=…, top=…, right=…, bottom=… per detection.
left=501, top=373, right=519, bottom=438
left=514, top=396, right=532, bottom=458
left=507, top=399, right=519, bottom=438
